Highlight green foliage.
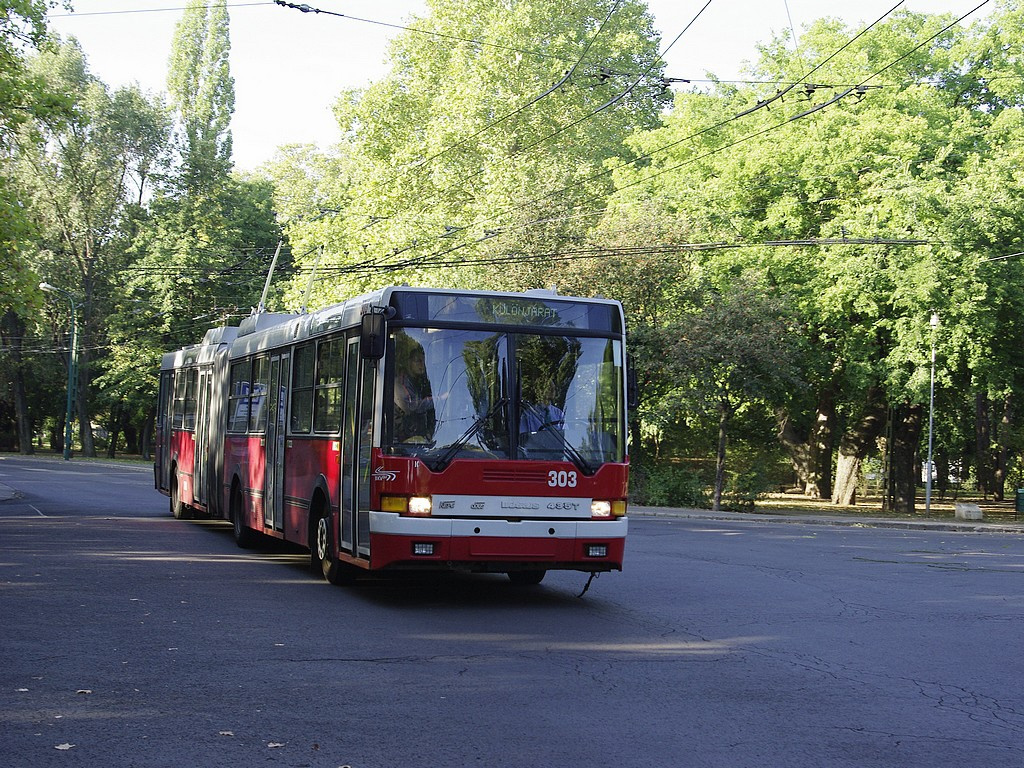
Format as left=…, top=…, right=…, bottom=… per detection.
left=285, top=0, right=670, bottom=305
left=632, top=461, right=709, bottom=509
left=167, top=0, right=233, bottom=190
left=720, top=453, right=787, bottom=513
left=10, top=0, right=1024, bottom=501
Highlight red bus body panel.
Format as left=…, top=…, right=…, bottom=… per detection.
left=366, top=452, right=628, bottom=572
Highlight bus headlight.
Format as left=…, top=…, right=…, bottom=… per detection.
left=407, top=496, right=432, bottom=516
left=591, top=500, right=627, bottom=519
left=381, top=495, right=433, bottom=516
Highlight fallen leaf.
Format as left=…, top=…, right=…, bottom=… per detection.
left=55, top=744, right=75, bottom=750
left=219, top=731, right=234, bottom=737
left=76, top=689, right=92, bottom=695
left=16, top=688, right=28, bottom=692
left=268, top=742, right=285, bottom=748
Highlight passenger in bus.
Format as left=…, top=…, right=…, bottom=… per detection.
left=394, top=345, right=437, bottom=441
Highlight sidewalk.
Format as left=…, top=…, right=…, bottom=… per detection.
left=631, top=504, right=1024, bottom=534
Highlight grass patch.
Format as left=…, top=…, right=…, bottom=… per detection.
left=756, top=491, right=1021, bottom=522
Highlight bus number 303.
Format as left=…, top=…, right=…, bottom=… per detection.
left=548, top=470, right=578, bottom=488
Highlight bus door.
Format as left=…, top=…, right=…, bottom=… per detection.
left=156, top=371, right=173, bottom=492
left=263, top=353, right=289, bottom=532
left=193, top=367, right=212, bottom=505
left=340, top=338, right=359, bottom=555
left=340, top=337, right=375, bottom=558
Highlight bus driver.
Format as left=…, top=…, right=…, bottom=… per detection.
left=394, top=345, right=436, bottom=441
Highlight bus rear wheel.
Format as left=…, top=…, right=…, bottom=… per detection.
left=507, top=570, right=546, bottom=586
left=170, top=470, right=191, bottom=520
left=231, top=483, right=257, bottom=549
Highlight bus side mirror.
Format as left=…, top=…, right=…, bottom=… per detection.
left=627, top=361, right=639, bottom=410
left=361, top=312, right=386, bottom=360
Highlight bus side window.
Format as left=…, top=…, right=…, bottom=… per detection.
left=158, top=371, right=172, bottom=428
left=250, top=356, right=269, bottom=432
left=172, top=370, right=187, bottom=430
left=184, top=368, right=198, bottom=431
left=228, top=360, right=252, bottom=433
left=290, top=344, right=314, bottom=434
left=314, top=338, right=344, bottom=433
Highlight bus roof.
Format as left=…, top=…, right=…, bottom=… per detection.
left=163, top=286, right=624, bottom=367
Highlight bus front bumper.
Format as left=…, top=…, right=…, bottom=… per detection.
left=368, top=511, right=627, bottom=572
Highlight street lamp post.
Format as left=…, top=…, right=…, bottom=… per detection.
left=40, top=282, right=78, bottom=461
left=925, top=311, right=939, bottom=514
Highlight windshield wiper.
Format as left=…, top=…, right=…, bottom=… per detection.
left=431, top=396, right=507, bottom=471
left=520, top=403, right=594, bottom=475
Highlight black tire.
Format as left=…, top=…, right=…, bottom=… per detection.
left=230, top=483, right=258, bottom=549
left=313, top=512, right=357, bottom=586
left=170, top=470, right=191, bottom=520
left=507, top=570, right=546, bottom=586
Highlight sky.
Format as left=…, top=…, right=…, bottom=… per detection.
left=47, top=0, right=993, bottom=171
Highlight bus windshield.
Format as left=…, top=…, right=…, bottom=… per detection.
left=385, top=327, right=625, bottom=472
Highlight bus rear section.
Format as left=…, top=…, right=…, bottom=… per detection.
left=155, top=327, right=236, bottom=519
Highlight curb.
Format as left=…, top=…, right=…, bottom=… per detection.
left=630, top=505, right=1024, bottom=535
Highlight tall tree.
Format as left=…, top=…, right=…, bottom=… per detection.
left=167, top=0, right=233, bottom=194
left=16, top=39, right=169, bottom=456
left=285, top=0, right=669, bottom=304
left=599, top=9, right=1001, bottom=512
left=132, top=0, right=281, bottom=352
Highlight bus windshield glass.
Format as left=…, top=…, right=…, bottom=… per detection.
left=385, top=327, right=625, bottom=471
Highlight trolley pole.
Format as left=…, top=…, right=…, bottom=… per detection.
left=40, top=282, right=78, bottom=461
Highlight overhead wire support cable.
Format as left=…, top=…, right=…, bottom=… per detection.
left=374, top=0, right=719, bottom=248
left=451, top=0, right=921, bottom=243
left=272, top=0, right=567, bottom=64
left=403, top=0, right=625, bottom=176
left=47, top=2, right=267, bottom=18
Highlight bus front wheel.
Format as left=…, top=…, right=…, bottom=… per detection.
left=313, top=514, right=356, bottom=586
left=507, top=570, right=546, bottom=586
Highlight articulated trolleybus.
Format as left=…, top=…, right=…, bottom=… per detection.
left=155, top=287, right=629, bottom=585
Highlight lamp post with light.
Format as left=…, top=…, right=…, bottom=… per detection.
left=39, top=282, right=78, bottom=460
left=925, top=311, right=939, bottom=514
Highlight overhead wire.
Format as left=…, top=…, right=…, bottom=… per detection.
left=389, top=0, right=717, bottom=226
left=271, top=0, right=575, bottom=65
left=327, top=0, right=910, bottom=276
left=333, top=0, right=627, bottom=223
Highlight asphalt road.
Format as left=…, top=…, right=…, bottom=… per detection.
left=1, top=455, right=1023, bottom=767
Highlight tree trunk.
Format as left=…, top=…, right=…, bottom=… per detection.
left=992, top=394, right=1012, bottom=501
left=975, top=393, right=991, bottom=497
left=140, top=406, right=155, bottom=461
left=832, top=387, right=887, bottom=505
left=106, top=400, right=122, bottom=459
left=712, top=399, right=731, bottom=512
left=884, top=403, right=922, bottom=515
left=1, top=311, right=34, bottom=455
left=777, top=387, right=835, bottom=499
left=76, top=350, right=96, bottom=457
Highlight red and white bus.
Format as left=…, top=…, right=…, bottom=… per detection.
left=155, top=286, right=629, bottom=585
